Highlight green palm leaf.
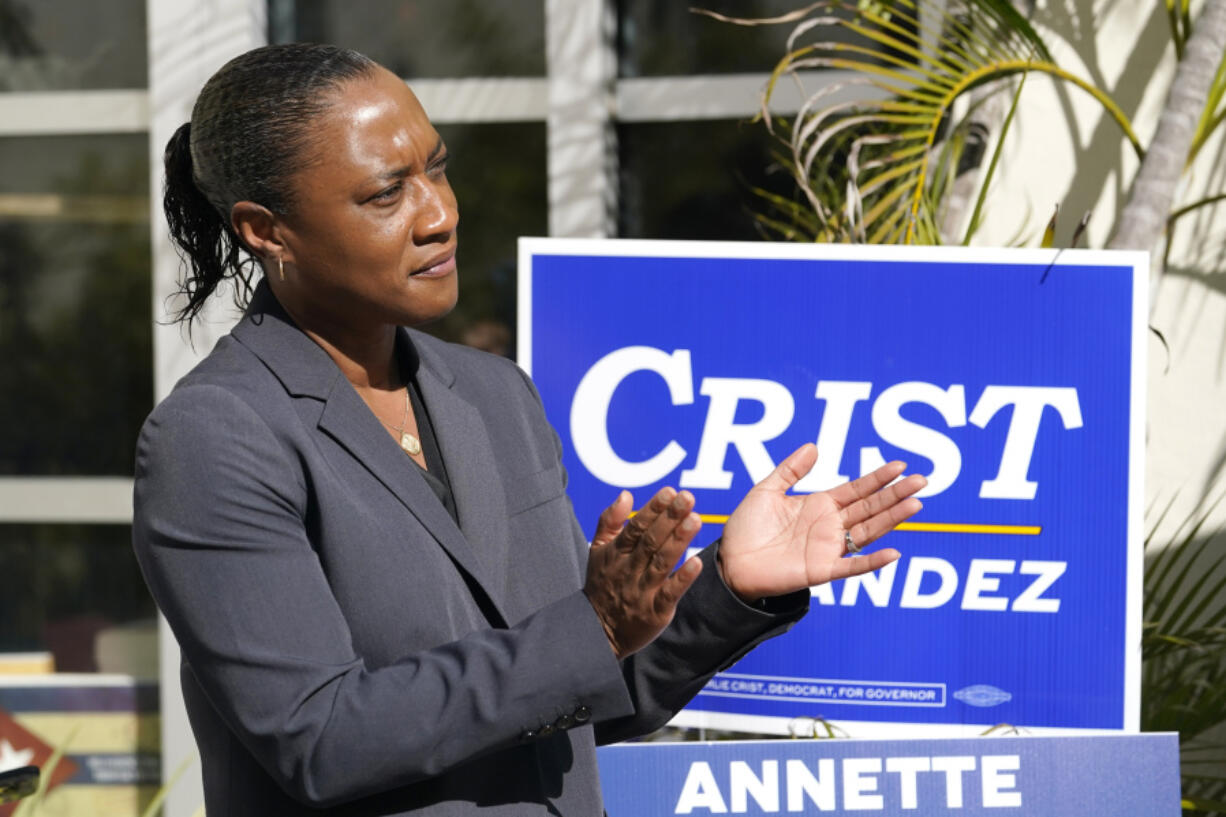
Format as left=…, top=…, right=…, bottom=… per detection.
left=699, top=0, right=1141, bottom=244
left=1143, top=494, right=1226, bottom=812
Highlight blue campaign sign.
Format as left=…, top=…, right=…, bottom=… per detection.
left=518, top=238, right=1146, bottom=734
left=595, top=734, right=1180, bottom=816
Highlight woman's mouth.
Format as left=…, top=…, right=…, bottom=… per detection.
left=411, top=250, right=456, bottom=278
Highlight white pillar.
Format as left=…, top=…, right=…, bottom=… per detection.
left=544, top=0, right=617, bottom=237
left=146, top=1, right=266, bottom=814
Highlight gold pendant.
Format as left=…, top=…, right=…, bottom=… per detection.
left=400, top=432, right=422, bottom=456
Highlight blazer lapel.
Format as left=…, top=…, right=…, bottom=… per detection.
left=410, top=336, right=513, bottom=602
left=231, top=283, right=510, bottom=627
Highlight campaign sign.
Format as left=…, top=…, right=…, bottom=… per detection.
left=596, top=734, right=1180, bottom=816
left=518, top=238, right=1146, bottom=734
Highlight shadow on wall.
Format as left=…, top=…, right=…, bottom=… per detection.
left=1033, top=0, right=1171, bottom=246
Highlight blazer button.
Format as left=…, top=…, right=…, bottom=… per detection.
left=574, top=705, right=592, bottom=723
left=556, top=713, right=575, bottom=730
left=523, top=729, right=537, bottom=741
left=538, top=723, right=556, bottom=737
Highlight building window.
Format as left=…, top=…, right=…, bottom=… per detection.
left=268, top=0, right=546, bottom=77
left=0, top=0, right=148, bottom=91
left=0, top=134, right=152, bottom=476
left=618, top=118, right=796, bottom=242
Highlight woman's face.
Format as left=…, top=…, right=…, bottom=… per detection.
left=274, top=66, right=459, bottom=330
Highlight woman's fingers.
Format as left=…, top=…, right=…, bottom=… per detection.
left=592, top=490, right=633, bottom=548
left=637, top=490, right=698, bottom=572
left=657, top=555, right=703, bottom=610
left=754, top=443, right=819, bottom=494
left=614, top=488, right=698, bottom=574
left=614, top=487, right=674, bottom=552
left=846, top=497, right=923, bottom=549
left=826, top=546, right=902, bottom=581
left=840, top=473, right=927, bottom=529
left=584, top=487, right=704, bottom=659
left=826, top=460, right=908, bottom=508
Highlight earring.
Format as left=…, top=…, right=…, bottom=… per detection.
left=277, top=256, right=285, bottom=282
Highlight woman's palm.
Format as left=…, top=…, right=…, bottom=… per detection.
left=718, top=444, right=925, bottom=602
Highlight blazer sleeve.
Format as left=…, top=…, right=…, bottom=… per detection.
left=508, top=364, right=810, bottom=745
left=132, top=383, right=637, bottom=808
left=594, top=539, right=809, bottom=744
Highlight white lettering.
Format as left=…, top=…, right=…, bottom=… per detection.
left=899, top=557, right=959, bottom=609
left=962, top=559, right=1015, bottom=611
left=981, top=754, right=1023, bottom=807
left=675, top=761, right=728, bottom=814
left=861, top=382, right=966, bottom=497
left=672, top=754, right=1023, bottom=813
left=569, top=349, right=1087, bottom=501
left=811, top=582, right=837, bottom=605
left=824, top=558, right=1064, bottom=613
left=795, top=381, right=873, bottom=492
left=681, top=378, right=795, bottom=489
left=970, top=386, right=1083, bottom=500
left=843, top=758, right=884, bottom=810
left=931, top=756, right=976, bottom=808
left=786, top=758, right=835, bottom=812
left=571, top=346, right=693, bottom=487
left=840, top=560, right=899, bottom=607
left=885, top=757, right=931, bottom=810
left=730, top=760, right=779, bottom=813
left=1011, top=561, right=1066, bottom=613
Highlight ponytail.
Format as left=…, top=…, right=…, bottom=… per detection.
left=162, top=122, right=256, bottom=324
left=161, top=43, right=377, bottom=326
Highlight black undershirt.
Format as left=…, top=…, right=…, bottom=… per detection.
left=401, top=343, right=458, bottom=527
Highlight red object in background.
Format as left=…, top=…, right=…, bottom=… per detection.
left=43, top=614, right=112, bottom=673
left=0, top=707, right=78, bottom=816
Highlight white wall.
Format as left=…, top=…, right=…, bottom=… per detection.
left=974, top=0, right=1226, bottom=540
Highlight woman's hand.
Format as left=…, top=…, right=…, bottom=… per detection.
left=720, top=444, right=926, bottom=603
left=583, top=488, right=704, bottom=660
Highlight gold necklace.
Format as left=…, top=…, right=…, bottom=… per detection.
left=379, top=386, right=422, bottom=457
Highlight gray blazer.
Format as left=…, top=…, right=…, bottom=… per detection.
left=133, top=283, right=807, bottom=816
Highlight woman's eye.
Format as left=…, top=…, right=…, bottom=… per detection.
left=371, top=183, right=402, bottom=203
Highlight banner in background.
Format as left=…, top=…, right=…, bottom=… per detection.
left=596, top=734, right=1179, bottom=816
left=519, top=239, right=1146, bottom=734
left=0, top=677, right=160, bottom=815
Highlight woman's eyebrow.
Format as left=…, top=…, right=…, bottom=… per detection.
left=373, top=137, right=446, bottom=182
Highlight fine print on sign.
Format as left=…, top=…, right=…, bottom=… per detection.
left=596, top=734, right=1180, bottom=816
left=520, top=239, right=1147, bottom=735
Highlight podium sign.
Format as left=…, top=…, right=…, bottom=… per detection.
left=596, top=734, right=1179, bottom=816
left=519, top=238, right=1146, bottom=734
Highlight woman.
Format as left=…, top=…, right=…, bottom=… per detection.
left=133, top=43, right=925, bottom=816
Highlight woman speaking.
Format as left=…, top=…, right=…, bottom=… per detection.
left=133, top=43, right=925, bottom=816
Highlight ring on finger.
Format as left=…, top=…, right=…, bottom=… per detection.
left=844, top=529, right=861, bottom=555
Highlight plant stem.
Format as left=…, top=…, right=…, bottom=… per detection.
left=1109, top=0, right=1226, bottom=254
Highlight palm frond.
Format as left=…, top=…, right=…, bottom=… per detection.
left=1142, top=495, right=1226, bottom=810
left=962, top=69, right=1026, bottom=244
left=704, top=0, right=1141, bottom=244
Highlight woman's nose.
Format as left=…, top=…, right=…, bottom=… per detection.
left=413, top=180, right=458, bottom=243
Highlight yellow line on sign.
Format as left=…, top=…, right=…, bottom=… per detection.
left=897, top=521, right=1042, bottom=535
left=695, top=515, right=1040, bottom=535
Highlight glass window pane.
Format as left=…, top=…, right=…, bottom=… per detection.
left=0, top=0, right=147, bottom=91
left=618, top=119, right=799, bottom=241
left=0, top=525, right=157, bottom=676
left=618, top=0, right=803, bottom=77
left=0, top=134, right=152, bottom=476
left=268, top=0, right=546, bottom=78
left=420, top=121, right=546, bottom=356
left=618, top=0, right=903, bottom=78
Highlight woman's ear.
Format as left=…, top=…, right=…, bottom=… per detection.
left=231, top=201, right=286, bottom=262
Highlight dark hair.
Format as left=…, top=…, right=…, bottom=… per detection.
left=163, top=43, right=378, bottom=323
